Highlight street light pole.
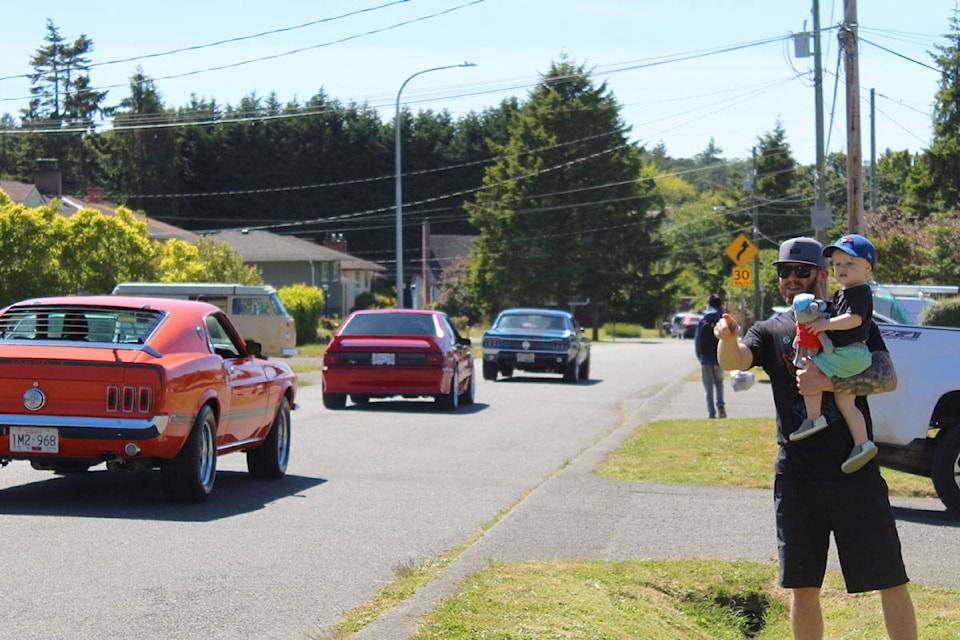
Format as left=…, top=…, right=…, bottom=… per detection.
left=394, top=62, right=476, bottom=308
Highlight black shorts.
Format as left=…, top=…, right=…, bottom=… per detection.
left=774, top=472, right=909, bottom=593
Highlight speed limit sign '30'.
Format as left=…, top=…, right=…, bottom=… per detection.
left=732, top=266, right=753, bottom=288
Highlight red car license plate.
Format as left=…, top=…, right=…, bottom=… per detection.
left=372, top=353, right=395, bottom=366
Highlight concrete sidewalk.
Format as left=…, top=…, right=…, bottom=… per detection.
left=352, top=373, right=955, bottom=640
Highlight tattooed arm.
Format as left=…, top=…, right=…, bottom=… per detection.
left=797, top=349, right=898, bottom=396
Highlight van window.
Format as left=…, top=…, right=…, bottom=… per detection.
left=110, top=283, right=296, bottom=356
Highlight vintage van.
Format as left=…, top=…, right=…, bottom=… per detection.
left=111, top=283, right=297, bottom=357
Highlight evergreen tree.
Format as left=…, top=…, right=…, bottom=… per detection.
left=19, top=20, right=107, bottom=194
left=466, top=59, right=664, bottom=330
left=100, top=70, right=178, bottom=217
left=752, top=121, right=809, bottom=240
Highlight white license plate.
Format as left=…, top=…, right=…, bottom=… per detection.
left=517, top=352, right=535, bottom=363
left=371, top=352, right=396, bottom=366
left=9, top=426, right=60, bottom=453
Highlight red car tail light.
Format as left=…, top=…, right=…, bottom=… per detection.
left=123, top=386, right=136, bottom=412
left=426, top=353, right=444, bottom=365
left=107, top=385, right=120, bottom=412
left=324, top=351, right=342, bottom=365
left=107, top=385, right=154, bottom=413
left=138, top=387, right=153, bottom=413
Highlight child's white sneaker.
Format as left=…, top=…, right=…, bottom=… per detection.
left=841, top=441, right=878, bottom=474
left=789, top=415, right=828, bottom=441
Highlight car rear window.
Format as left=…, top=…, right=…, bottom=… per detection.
left=0, top=304, right=166, bottom=345
left=340, top=313, right=438, bottom=336
left=498, top=314, right=565, bottom=331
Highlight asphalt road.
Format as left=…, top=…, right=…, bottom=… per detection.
left=0, top=339, right=684, bottom=639
left=0, top=338, right=955, bottom=640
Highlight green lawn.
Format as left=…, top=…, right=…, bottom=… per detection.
left=315, top=414, right=950, bottom=639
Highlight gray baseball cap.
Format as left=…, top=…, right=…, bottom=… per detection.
left=773, top=237, right=826, bottom=268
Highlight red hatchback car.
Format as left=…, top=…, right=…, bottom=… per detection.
left=0, top=296, right=297, bottom=502
left=322, top=309, right=475, bottom=411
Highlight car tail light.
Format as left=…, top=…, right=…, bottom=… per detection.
left=107, top=386, right=120, bottom=412
left=324, top=351, right=342, bottom=365
left=107, top=385, right=154, bottom=413
left=426, top=353, right=444, bottom=365
left=138, top=387, right=153, bottom=413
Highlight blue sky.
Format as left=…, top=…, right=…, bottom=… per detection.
left=1, top=0, right=956, bottom=165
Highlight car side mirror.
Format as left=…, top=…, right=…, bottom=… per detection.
left=459, top=336, right=472, bottom=346
left=245, top=339, right=262, bottom=358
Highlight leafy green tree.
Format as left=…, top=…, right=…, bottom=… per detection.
left=872, top=149, right=914, bottom=210
left=157, top=237, right=262, bottom=284
left=904, top=9, right=960, bottom=215
left=0, top=195, right=67, bottom=305
left=58, top=206, right=157, bottom=293
left=467, top=59, right=663, bottom=331
left=428, top=261, right=482, bottom=324
left=0, top=196, right=166, bottom=303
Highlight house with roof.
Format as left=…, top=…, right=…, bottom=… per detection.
left=412, top=227, right=478, bottom=309
left=3, top=159, right=385, bottom=316
left=1, top=159, right=198, bottom=243
left=204, top=228, right=385, bottom=317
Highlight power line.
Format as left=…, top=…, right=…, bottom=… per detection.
left=0, top=0, right=488, bottom=104
left=0, top=0, right=413, bottom=84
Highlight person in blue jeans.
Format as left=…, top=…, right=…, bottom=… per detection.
left=694, top=293, right=726, bottom=419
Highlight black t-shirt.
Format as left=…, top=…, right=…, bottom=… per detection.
left=742, top=309, right=885, bottom=479
left=829, top=283, right=872, bottom=348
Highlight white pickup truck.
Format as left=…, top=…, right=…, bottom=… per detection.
left=872, top=323, right=960, bottom=516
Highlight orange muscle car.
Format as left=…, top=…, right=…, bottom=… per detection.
left=0, top=295, right=297, bottom=502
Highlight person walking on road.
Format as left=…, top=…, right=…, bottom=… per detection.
left=694, top=293, right=726, bottom=419
left=714, top=236, right=916, bottom=640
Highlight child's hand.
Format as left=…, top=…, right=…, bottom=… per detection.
left=808, top=317, right=829, bottom=334
left=714, top=313, right=741, bottom=340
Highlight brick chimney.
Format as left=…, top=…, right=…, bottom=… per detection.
left=87, top=186, right=104, bottom=204
left=323, top=233, right=348, bottom=254
left=33, top=158, right=62, bottom=197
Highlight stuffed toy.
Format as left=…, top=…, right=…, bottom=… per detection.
left=792, top=292, right=833, bottom=368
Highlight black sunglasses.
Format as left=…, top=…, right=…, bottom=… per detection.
left=776, top=264, right=814, bottom=279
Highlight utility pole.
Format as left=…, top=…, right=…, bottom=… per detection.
left=750, top=147, right=759, bottom=323
left=842, top=0, right=864, bottom=234
left=421, top=218, right=431, bottom=308
left=812, top=0, right=830, bottom=246
left=870, top=87, right=877, bottom=213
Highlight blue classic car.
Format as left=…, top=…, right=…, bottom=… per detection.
left=481, top=308, right=590, bottom=383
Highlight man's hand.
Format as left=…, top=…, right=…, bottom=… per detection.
left=715, top=313, right=753, bottom=372
left=797, top=357, right=833, bottom=395
left=714, top=313, right=741, bottom=340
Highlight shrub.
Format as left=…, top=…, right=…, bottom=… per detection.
left=277, top=284, right=325, bottom=344
left=922, top=296, right=960, bottom=328
left=353, top=290, right=395, bottom=309
left=317, top=316, right=342, bottom=343
left=602, top=322, right=647, bottom=338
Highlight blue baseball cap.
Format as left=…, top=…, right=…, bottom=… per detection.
left=823, top=234, right=876, bottom=268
